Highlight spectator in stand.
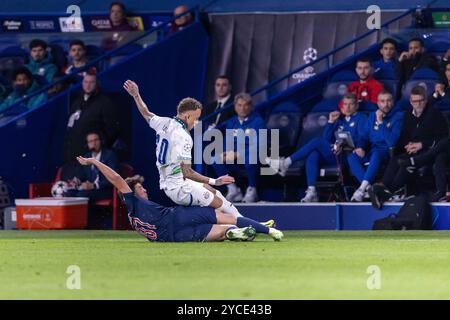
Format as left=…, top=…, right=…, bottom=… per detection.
left=109, top=2, right=135, bottom=31
left=212, top=93, right=266, bottom=203
left=266, top=93, right=368, bottom=203
left=171, top=5, right=194, bottom=33
left=347, top=58, right=384, bottom=104
left=204, top=75, right=235, bottom=128
left=64, top=72, right=119, bottom=162
left=396, top=37, right=439, bottom=98
left=369, top=85, right=449, bottom=207
left=101, top=2, right=136, bottom=51
left=373, top=38, right=398, bottom=74
left=0, top=67, right=47, bottom=113
left=64, top=40, right=97, bottom=80
left=25, top=39, right=58, bottom=84
left=430, top=61, right=450, bottom=105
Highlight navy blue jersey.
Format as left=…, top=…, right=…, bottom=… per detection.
left=123, top=192, right=175, bottom=242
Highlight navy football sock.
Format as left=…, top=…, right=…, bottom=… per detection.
left=236, top=217, right=269, bottom=234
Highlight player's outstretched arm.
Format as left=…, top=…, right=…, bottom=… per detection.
left=76, top=156, right=132, bottom=194
left=180, top=162, right=235, bottom=186
left=123, top=80, right=155, bottom=121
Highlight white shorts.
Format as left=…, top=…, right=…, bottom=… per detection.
left=164, top=179, right=215, bottom=207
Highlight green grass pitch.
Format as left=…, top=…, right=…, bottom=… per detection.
left=1, top=230, right=450, bottom=299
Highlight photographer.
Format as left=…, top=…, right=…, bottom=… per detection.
left=266, top=93, right=367, bottom=202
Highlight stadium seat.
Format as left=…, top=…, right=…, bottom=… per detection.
left=284, top=106, right=355, bottom=200
left=401, top=79, right=436, bottom=99
left=313, top=69, right=357, bottom=111
left=427, top=41, right=448, bottom=60
left=266, top=101, right=303, bottom=156
left=283, top=110, right=335, bottom=177
left=374, top=68, right=398, bottom=99
left=409, top=67, right=439, bottom=80
left=28, top=163, right=134, bottom=230
left=400, top=68, right=438, bottom=101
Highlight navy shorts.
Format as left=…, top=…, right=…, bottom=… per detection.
left=172, top=206, right=217, bottom=242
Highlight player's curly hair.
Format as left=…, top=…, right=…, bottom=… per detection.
left=177, top=97, right=202, bottom=114
left=117, top=175, right=145, bottom=202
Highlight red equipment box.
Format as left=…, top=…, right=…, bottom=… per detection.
left=15, top=197, right=89, bottom=229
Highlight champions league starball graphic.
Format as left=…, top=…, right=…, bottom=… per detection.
left=292, top=47, right=318, bottom=83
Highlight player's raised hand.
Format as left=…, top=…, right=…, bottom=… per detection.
left=123, top=80, right=139, bottom=98
left=77, top=156, right=95, bottom=166
left=215, top=175, right=235, bottom=186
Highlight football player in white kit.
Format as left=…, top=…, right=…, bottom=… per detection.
left=123, top=80, right=273, bottom=223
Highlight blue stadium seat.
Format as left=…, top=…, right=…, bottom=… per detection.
left=374, top=67, right=397, bottom=81
left=427, top=41, right=448, bottom=60
left=283, top=110, right=333, bottom=177
left=266, top=101, right=303, bottom=156
left=401, top=79, right=436, bottom=98
left=374, top=68, right=398, bottom=99
left=314, top=69, right=358, bottom=111
left=401, top=68, right=438, bottom=99
left=409, top=67, right=438, bottom=80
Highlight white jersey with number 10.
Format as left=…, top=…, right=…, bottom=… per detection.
left=148, top=115, right=193, bottom=190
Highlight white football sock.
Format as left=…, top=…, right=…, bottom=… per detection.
left=216, top=190, right=243, bottom=217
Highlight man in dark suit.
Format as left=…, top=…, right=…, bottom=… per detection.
left=64, top=72, right=120, bottom=163
left=396, top=37, right=439, bottom=98
left=204, top=75, right=235, bottom=128
left=65, top=131, right=120, bottom=201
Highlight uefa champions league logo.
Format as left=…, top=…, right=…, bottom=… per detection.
left=292, top=47, right=318, bottom=83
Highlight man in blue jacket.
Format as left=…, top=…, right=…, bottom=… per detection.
left=212, top=93, right=266, bottom=203
left=266, top=93, right=367, bottom=202
left=347, top=90, right=403, bottom=201
left=65, top=131, right=119, bottom=201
